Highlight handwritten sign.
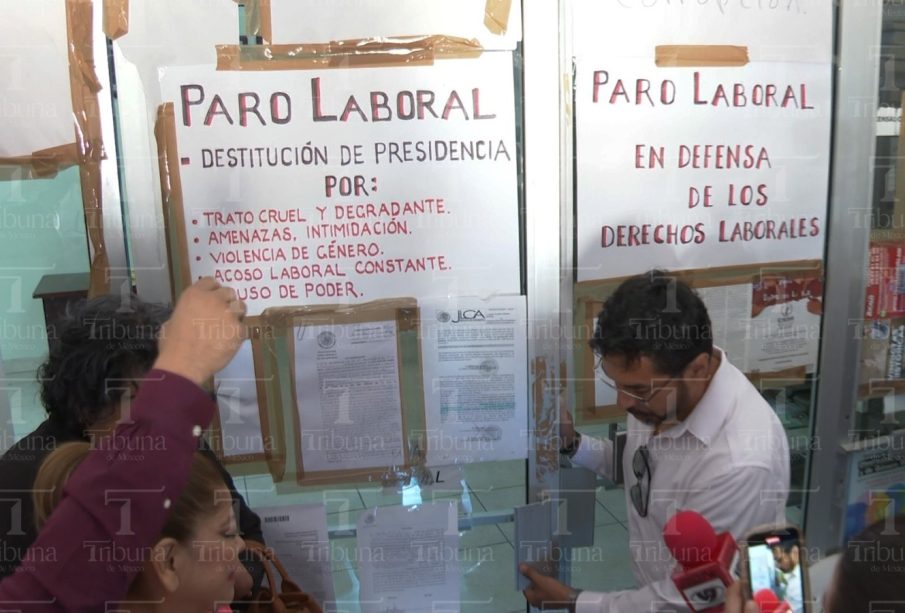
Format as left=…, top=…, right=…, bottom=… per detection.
left=573, top=0, right=832, bottom=280
left=160, top=53, right=518, bottom=314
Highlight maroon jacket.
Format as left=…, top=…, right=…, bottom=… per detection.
left=0, top=369, right=214, bottom=611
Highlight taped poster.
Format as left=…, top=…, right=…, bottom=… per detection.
left=574, top=0, right=832, bottom=281
left=157, top=53, right=519, bottom=315
left=262, top=300, right=422, bottom=486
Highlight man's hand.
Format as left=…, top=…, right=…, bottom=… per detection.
left=725, top=580, right=759, bottom=613
left=154, top=277, right=247, bottom=385
left=520, top=564, right=574, bottom=610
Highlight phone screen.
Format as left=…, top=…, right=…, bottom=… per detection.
left=745, top=530, right=805, bottom=613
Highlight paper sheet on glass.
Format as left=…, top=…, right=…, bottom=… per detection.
left=0, top=1, right=74, bottom=157
left=698, top=283, right=819, bottom=374
left=214, top=340, right=265, bottom=457
left=514, top=500, right=556, bottom=591
left=294, top=320, right=405, bottom=472
left=256, top=504, right=336, bottom=607
left=697, top=285, right=755, bottom=372
left=419, top=296, right=528, bottom=465
left=356, top=502, right=459, bottom=613
left=748, top=296, right=820, bottom=373
left=269, top=0, right=521, bottom=50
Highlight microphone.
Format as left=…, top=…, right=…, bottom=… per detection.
left=663, top=510, right=740, bottom=612
left=752, top=588, right=792, bottom=613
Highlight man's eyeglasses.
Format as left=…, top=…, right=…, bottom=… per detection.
left=594, top=356, right=677, bottom=404
left=629, top=445, right=651, bottom=518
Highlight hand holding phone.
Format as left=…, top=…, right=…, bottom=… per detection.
left=740, top=524, right=810, bottom=613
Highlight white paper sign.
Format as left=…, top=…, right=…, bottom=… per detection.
left=159, top=54, right=519, bottom=314
left=269, top=0, right=522, bottom=50
left=0, top=1, right=74, bottom=157
left=214, top=340, right=266, bottom=457
left=294, top=320, right=405, bottom=472
left=419, top=295, right=528, bottom=465
left=574, top=0, right=832, bottom=280
left=697, top=284, right=754, bottom=371
left=748, top=295, right=820, bottom=374
left=357, top=502, right=460, bottom=612
left=256, top=504, right=336, bottom=608
left=697, top=283, right=820, bottom=374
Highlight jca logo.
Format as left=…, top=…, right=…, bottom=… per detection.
left=451, top=309, right=485, bottom=323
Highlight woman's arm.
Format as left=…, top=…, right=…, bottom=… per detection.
left=0, top=278, right=246, bottom=611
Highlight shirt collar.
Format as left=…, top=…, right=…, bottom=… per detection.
left=657, top=347, right=731, bottom=446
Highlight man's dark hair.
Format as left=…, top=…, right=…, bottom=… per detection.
left=830, top=514, right=905, bottom=613
left=37, top=295, right=170, bottom=433
left=770, top=539, right=799, bottom=555
left=589, top=270, right=713, bottom=375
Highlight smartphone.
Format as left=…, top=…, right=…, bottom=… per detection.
left=741, top=524, right=811, bottom=613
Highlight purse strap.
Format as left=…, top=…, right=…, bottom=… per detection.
left=245, top=541, right=323, bottom=613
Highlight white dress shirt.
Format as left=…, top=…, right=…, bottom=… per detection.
left=782, top=564, right=804, bottom=613
left=570, top=349, right=791, bottom=612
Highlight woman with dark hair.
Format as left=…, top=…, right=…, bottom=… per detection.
left=0, top=277, right=247, bottom=610
left=0, top=285, right=263, bottom=602
left=36, top=295, right=170, bottom=435
left=0, top=295, right=169, bottom=576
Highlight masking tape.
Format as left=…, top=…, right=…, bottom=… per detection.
left=217, top=34, right=482, bottom=71
left=484, top=0, right=513, bottom=35
left=0, top=143, right=81, bottom=179
left=102, top=0, right=128, bottom=40
left=154, top=103, right=192, bottom=301
left=67, top=0, right=109, bottom=295
left=655, top=45, right=749, bottom=67
left=259, top=0, right=272, bottom=44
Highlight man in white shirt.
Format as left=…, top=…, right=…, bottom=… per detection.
left=772, top=543, right=803, bottom=613
left=521, top=270, right=790, bottom=612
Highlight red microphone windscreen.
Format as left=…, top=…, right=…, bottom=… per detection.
left=752, top=588, right=789, bottom=613
left=662, top=510, right=718, bottom=569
